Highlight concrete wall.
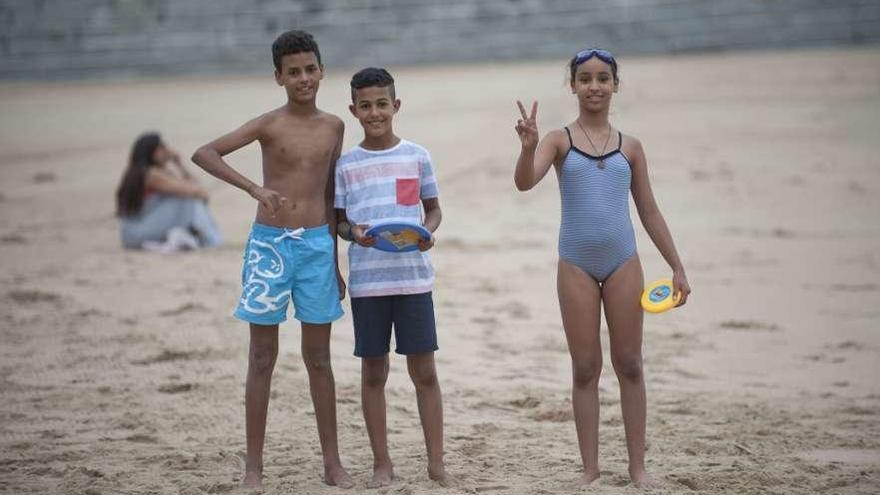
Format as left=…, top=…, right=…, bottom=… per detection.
left=1, top=0, right=878, bottom=79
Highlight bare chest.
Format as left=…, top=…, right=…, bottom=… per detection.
left=261, top=123, right=335, bottom=171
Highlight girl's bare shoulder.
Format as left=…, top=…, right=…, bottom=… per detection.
left=619, top=131, right=646, bottom=163
left=544, top=127, right=570, bottom=149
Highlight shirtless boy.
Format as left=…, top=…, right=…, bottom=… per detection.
left=191, top=30, right=353, bottom=489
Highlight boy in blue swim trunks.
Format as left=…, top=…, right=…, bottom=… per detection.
left=335, top=67, right=451, bottom=487
left=191, top=30, right=353, bottom=489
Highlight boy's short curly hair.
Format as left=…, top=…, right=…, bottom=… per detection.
left=272, top=30, right=321, bottom=70
left=350, top=67, right=396, bottom=103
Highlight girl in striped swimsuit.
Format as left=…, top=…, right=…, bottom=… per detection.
left=513, top=48, right=691, bottom=488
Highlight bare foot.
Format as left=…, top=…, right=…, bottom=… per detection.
left=242, top=470, right=262, bottom=490
left=324, top=463, right=354, bottom=489
left=576, top=470, right=600, bottom=486
left=366, top=463, right=394, bottom=488
left=428, top=463, right=456, bottom=487
left=630, top=468, right=659, bottom=489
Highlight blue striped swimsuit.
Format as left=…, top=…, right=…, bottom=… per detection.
left=558, top=127, right=636, bottom=283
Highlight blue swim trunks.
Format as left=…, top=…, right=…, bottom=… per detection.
left=234, top=223, right=343, bottom=325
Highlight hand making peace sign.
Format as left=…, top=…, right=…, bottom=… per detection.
left=514, top=100, right=539, bottom=150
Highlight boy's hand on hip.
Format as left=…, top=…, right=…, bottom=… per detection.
left=515, top=100, right=539, bottom=150
left=250, top=186, right=287, bottom=216
left=351, top=224, right=376, bottom=248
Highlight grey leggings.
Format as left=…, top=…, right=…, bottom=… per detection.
left=120, top=195, right=222, bottom=249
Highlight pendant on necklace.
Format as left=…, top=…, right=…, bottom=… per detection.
left=597, top=160, right=605, bottom=170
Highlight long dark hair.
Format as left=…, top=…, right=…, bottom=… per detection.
left=116, top=132, right=162, bottom=217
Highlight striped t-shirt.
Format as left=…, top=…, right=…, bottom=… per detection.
left=334, top=139, right=440, bottom=298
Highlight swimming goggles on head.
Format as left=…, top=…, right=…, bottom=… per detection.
left=574, top=48, right=615, bottom=66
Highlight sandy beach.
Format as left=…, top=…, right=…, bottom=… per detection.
left=1, top=47, right=879, bottom=494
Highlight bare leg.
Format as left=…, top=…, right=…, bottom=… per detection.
left=406, top=352, right=451, bottom=486
left=557, top=259, right=603, bottom=485
left=301, top=323, right=353, bottom=489
left=602, top=255, right=657, bottom=489
left=361, top=355, right=394, bottom=487
left=243, top=324, right=279, bottom=488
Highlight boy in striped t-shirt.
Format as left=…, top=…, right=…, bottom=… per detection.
left=334, top=67, right=450, bottom=487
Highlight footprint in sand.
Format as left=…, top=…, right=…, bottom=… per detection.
left=471, top=315, right=499, bottom=326
left=471, top=483, right=514, bottom=492
left=74, top=308, right=106, bottom=319
left=487, top=301, right=531, bottom=321
left=476, top=282, right=501, bottom=295
left=531, top=406, right=573, bottom=423
left=729, top=248, right=779, bottom=267
left=719, top=320, right=780, bottom=332
left=602, top=416, right=623, bottom=426
left=158, top=302, right=209, bottom=317
left=279, top=362, right=300, bottom=372
left=456, top=438, right=489, bottom=458
left=509, top=396, right=541, bottom=409
left=40, top=430, right=65, bottom=439
left=7, top=289, right=61, bottom=304
left=830, top=283, right=878, bottom=292
left=671, top=368, right=707, bottom=380
left=745, top=382, right=777, bottom=390
left=663, top=404, right=696, bottom=415
left=474, top=400, right=520, bottom=413
left=472, top=422, right=500, bottom=435
left=689, top=169, right=712, bottom=182
left=831, top=340, right=866, bottom=351
left=133, top=349, right=197, bottom=365
left=441, top=236, right=468, bottom=250
left=847, top=180, right=869, bottom=195
left=125, top=434, right=158, bottom=443
left=0, top=233, right=27, bottom=244
left=840, top=406, right=876, bottom=416
left=485, top=341, right=521, bottom=356
left=537, top=336, right=568, bottom=353
left=198, top=482, right=235, bottom=493
left=724, top=227, right=796, bottom=239
left=391, top=404, right=414, bottom=414
left=689, top=162, right=734, bottom=182
left=32, top=171, right=56, bottom=183
left=335, top=384, right=358, bottom=404
left=670, top=475, right=700, bottom=490
left=158, top=383, right=194, bottom=394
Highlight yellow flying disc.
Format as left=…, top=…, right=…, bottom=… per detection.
left=641, top=279, right=679, bottom=313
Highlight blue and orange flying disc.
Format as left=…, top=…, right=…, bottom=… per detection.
left=365, top=221, right=431, bottom=253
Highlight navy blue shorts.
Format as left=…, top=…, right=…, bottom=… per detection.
left=351, top=292, right=438, bottom=358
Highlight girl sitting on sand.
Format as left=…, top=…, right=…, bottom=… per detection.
left=116, top=132, right=222, bottom=252
left=512, top=48, right=691, bottom=488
